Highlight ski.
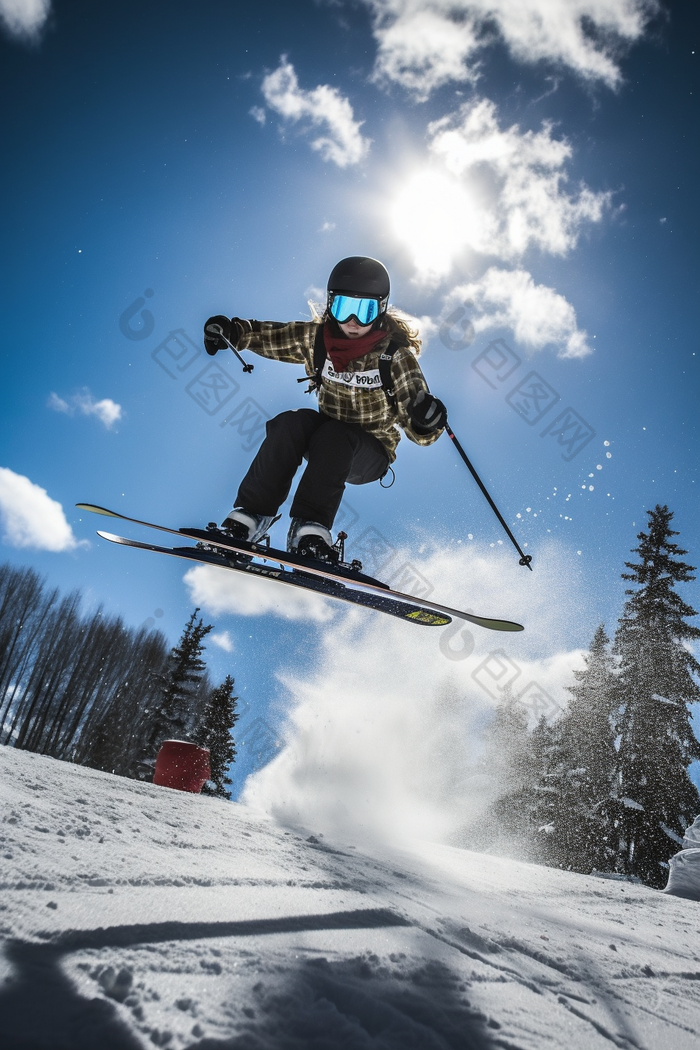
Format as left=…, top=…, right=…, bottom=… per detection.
left=77, top=503, right=524, bottom=632
left=78, top=503, right=386, bottom=588
left=96, top=531, right=453, bottom=627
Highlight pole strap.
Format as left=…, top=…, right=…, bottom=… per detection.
left=209, top=325, right=254, bottom=374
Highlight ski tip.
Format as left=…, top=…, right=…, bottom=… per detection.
left=461, top=614, right=525, bottom=632
left=75, top=503, right=119, bottom=517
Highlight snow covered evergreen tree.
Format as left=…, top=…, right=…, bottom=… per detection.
left=471, top=687, right=548, bottom=857
left=194, top=674, right=238, bottom=799
left=132, top=608, right=213, bottom=780
left=486, top=686, right=532, bottom=797
left=529, top=626, right=619, bottom=872
left=611, top=505, right=700, bottom=886
left=511, top=714, right=560, bottom=861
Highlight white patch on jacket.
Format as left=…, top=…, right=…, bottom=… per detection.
left=322, top=359, right=383, bottom=389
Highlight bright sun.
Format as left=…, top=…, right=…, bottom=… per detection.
left=390, top=169, right=481, bottom=281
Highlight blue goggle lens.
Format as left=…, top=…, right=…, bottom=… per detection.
left=330, top=295, right=380, bottom=326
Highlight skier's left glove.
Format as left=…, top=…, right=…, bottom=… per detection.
left=204, top=316, right=246, bottom=356
left=409, top=391, right=447, bottom=434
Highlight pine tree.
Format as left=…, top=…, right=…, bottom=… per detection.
left=513, top=714, right=561, bottom=862
left=133, top=608, right=214, bottom=779
left=194, top=675, right=238, bottom=799
left=487, top=686, right=532, bottom=798
left=612, top=505, right=700, bottom=886
left=471, top=686, right=544, bottom=857
left=540, top=625, right=619, bottom=872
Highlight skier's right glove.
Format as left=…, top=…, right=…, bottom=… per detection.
left=204, top=316, right=246, bottom=356
left=408, top=390, right=447, bottom=434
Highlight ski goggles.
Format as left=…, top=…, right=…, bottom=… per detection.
left=329, top=294, right=382, bottom=326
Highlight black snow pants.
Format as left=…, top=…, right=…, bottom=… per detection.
left=234, top=409, right=390, bottom=528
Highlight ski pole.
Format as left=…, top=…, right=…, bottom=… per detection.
left=206, top=323, right=254, bottom=374
left=445, top=423, right=533, bottom=570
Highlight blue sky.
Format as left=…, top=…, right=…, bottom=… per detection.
left=1, top=0, right=698, bottom=800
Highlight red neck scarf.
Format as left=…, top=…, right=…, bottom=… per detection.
left=323, top=322, right=387, bottom=370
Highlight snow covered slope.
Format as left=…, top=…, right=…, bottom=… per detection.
left=1, top=746, right=699, bottom=1050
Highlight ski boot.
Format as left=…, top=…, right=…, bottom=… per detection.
left=221, top=509, right=276, bottom=544
left=287, top=518, right=339, bottom=565
left=198, top=509, right=276, bottom=565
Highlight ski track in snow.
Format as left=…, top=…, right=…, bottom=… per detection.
left=1, top=747, right=699, bottom=1050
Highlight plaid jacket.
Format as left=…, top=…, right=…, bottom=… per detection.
left=237, top=320, right=441, bottom=461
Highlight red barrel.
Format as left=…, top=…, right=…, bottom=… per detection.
left=153, top=740, right=211, bottom=793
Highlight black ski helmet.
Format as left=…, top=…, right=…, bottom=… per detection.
left=327, top=256, right=390, bottom=315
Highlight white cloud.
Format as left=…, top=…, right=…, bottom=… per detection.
left=47, top=392, right=71, bottom=414
left=364, top=0, right=657, bottom=97
left=0, top=0, right=50, bottom=41
left=433, top=97, right=609, bottom=257
left=210, top=630, right=235, bottom=653
left=82, top=396, right=121, bottom=429
left=0, top=467, right=80, bottom=551
left=446, top=267, right=592, bottom=357
left=260, top=57, right=370, bottom=167
left=183, top=563, right=335, bottom=623
left=391, top=98, right=610, bottom=280
left=371, top=6, right=481, bottom=100
left=48, top=388, right=122, bottom=430
left=244, top=540, right=592, bottom=843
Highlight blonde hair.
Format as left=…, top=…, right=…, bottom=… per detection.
left=377, top=308, right=422, bottom=356
left=308, top=301, right=422, bottom=356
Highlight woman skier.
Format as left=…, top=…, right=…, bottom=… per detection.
left=203, top=256, right=446, bottom=564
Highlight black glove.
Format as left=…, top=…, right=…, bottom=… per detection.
left=203, top=316, right=245, bottom=356
left=409, top=390, right=447, bottom=434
